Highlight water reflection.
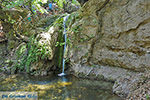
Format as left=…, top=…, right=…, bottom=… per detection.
left=61, top=76, right=68, bottom=82
left=0, top=74, right=123, bottom=100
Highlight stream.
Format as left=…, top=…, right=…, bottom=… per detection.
left=0, top=74, right=122, bottom=100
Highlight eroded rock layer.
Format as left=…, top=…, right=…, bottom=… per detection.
left=68, top=0, right=150, bottom=98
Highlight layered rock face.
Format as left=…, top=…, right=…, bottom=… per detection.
left=69, top=0, right=150, bottom=77
left=68, top=0, right=150, bottom=97
left=92, top=0, right=150, bottom=72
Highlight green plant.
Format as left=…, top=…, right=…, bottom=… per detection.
left=53, top=0, right=80, bottom=8
left=53, top=0, right=66, bottom=8
left=146, top=94, right=150, bottom=100
left=51, top=12, right=81, bottom=68
left=14, top=35, right=51, bottom=73
left=72, top=0, right=80, bottom=6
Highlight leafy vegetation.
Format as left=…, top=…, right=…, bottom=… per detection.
left=13, top=35, right=51, bottom=73
left=0, top=0, right=80, bottom=13
left=0, top=0, right=81, bottom=74
left=54, top=0, right=66, bottom=8
left=146, top=94, right=150, bottom=100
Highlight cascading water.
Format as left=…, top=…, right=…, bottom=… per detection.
left=58, top=14, right=70, bottom=77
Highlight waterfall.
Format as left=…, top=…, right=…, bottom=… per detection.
left=58, top=14, right=70, bottom=76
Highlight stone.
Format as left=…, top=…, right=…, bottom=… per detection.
left=91, top=0, right=150, bottom=72
left=68, top=0, right=150, bottom=98
left=69, top=0, right=150, bottom=77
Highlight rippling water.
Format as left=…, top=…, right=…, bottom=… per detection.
left=0, top=74, right=122, bottom=100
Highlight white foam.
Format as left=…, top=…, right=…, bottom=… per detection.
left=58, top=73, right=66, bottom=76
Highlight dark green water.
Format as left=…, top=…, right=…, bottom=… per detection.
left=0, top=74, right=122, bottom=100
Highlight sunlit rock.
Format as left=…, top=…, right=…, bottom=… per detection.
left=68, top=0, right=150, bottom=98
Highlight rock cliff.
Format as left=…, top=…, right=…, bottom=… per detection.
left=68, top=0, right=150, bottom=98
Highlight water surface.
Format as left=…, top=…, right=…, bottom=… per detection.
left=0, top=74, right=122, bottom=100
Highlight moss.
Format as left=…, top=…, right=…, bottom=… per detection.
left=54, top=31, right=64, bottom=69
left=11, top=35, right=52, bottom=73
